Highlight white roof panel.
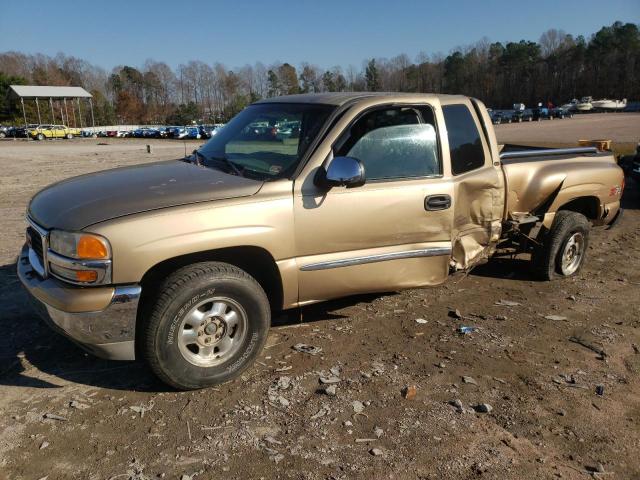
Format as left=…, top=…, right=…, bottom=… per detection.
left=9, top=85, right=92, bottom=98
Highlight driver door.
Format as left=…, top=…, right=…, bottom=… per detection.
left=293, top=104, right=454, bottom=305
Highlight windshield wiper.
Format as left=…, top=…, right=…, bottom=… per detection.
left=207, top=154, right=244, bottom=177
left=189, top=150, right=208, bottom=166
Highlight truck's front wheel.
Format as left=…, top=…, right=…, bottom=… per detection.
left=142, top=262, right=270, bottom=390
left=531, top=211, right=590, bottom=280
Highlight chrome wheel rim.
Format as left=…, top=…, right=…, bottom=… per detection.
left=560, top=232, right=585, bottom=275
left=177, top=297, right=248, bottom=367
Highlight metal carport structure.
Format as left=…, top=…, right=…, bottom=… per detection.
left=7, top=85, right=94, bottom=131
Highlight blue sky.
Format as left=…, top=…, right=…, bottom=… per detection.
left=1, top=0, right=638, bottom=71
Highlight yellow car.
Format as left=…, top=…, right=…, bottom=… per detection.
left=30, top=124, right=82, bottom=140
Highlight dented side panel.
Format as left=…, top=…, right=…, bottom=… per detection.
left=450, top=167, right=504, bottom=269
left=441, top=97, right=505, bottom=270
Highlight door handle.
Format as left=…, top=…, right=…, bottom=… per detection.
left=425, top=194, right=451, bottom=211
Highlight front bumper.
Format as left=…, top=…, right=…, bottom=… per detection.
left=17, top=245, right=140, bottom=360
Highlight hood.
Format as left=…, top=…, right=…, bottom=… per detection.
left=29, top=160, right=263, bottom=230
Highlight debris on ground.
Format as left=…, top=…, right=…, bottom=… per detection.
left=402, top=385, right=417, bottom=400
left=495, top=299, right=521, bottom=306
left=324, top=385, right=337, bottom=396
left=569, top=336, right=608, bottom=358
left=292, top=343, right=323, bottom=355
left=370, top=448, right=383, bottom=456
left=544, top=315, right=568, bottom=321
left=457, top=326, right=477, bottom=334
left=473, top=404, right=493, bottom=413
left=129, top=402, right=154, bottom=418
left=319, top=376, right=341, bottom=384
left=352, top=400, right=365, bottom=413
left=43, top=413, right=68, bottom=422
left=415, top=318, right=428, bottom=324
left=462, top=376, right=478, bottom=385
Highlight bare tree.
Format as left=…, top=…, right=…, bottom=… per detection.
left=539, top=29, right=568, bottom=57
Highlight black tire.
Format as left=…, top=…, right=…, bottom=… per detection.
left=142, top=262, right=270, bottom=390
left=531, top=211, right=590, bottom=280
left=66, top=133, right=73, bottom=139
left=37, top=133, right=45, bottom=140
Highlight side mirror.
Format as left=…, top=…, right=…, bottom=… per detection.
left=317, top=156, right=366, bottom=189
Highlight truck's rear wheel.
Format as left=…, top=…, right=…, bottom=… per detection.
left=142, top=262, right=270, bottom=390
left=531, top=211, right=590, bottom=280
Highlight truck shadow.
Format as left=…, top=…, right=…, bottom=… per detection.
left=0, top=262, right=171, bottom=392
left=0, top=262, right=386, bottom=391
left=470, top=257, right=539, bottom=281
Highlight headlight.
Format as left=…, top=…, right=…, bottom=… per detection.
left=49, top=231, right=110, bottom=260
left=48, top=230, right=112, bottom=285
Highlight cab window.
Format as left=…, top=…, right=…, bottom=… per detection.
left=335, top=106, right=440, bottom=181
left=442, top=104, right=485, bottom=175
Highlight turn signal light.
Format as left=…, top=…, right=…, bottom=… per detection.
left=77, top=235, right=109, bottom=259
left=75, top=270, right=98, bottom=282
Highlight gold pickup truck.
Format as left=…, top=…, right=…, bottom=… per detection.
left=18, top=93, right=624, bottom=389
left=30, top=124, right=81, bottom=140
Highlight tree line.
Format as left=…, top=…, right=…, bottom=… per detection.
left=1, top=21, right=638, bottom=125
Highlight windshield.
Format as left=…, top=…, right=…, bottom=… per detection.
left=199, top=103, right=335, bottom=180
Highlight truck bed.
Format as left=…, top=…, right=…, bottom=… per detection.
left=499, top=144, right=621, bottom=223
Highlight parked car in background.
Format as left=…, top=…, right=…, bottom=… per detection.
left=276, top=121, right=301, bottom=140
left=164, top=126, right=181, bottom=138
left=0, top=125, right=9, bottom=138
left=202, top=124, right=224, bottom=138
left=513, top=109, right=534, bottom=122
left=143, top=127, right=162, bottom=138
left=623, top=102, right=640, bottom=112
left=552, top=107, right=573, bottom=119
left=488, top=109, right=501, bottom=125
left=532, top=107, right=553, bottom=121
left=132, top=128, right=150, bottom=138
left=30, top=125, right=81, bottom=140
left=186, top=126, right=202, bottom=139
left=9, top=124, right=39, bottom=138
left=499, top=110, right=515, bottom=123
left=174, top=127, right=189, bottom=139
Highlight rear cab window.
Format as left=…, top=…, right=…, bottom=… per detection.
left=442, top=104, right=486, bottom=175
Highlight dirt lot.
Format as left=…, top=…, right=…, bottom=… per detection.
left=496, top=112, right=640, bottom=147
left=0, top=132, right=639, bottom=480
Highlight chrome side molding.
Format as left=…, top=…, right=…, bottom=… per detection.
left=300, top=247, right=452, bottom=272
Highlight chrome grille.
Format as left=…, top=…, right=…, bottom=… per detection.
left=27, top=226, right=44, bottom=263
left=26, top=218, right=48, bottom=278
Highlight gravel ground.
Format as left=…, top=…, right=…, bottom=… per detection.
left=0, top=133, right=639, bottom=480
